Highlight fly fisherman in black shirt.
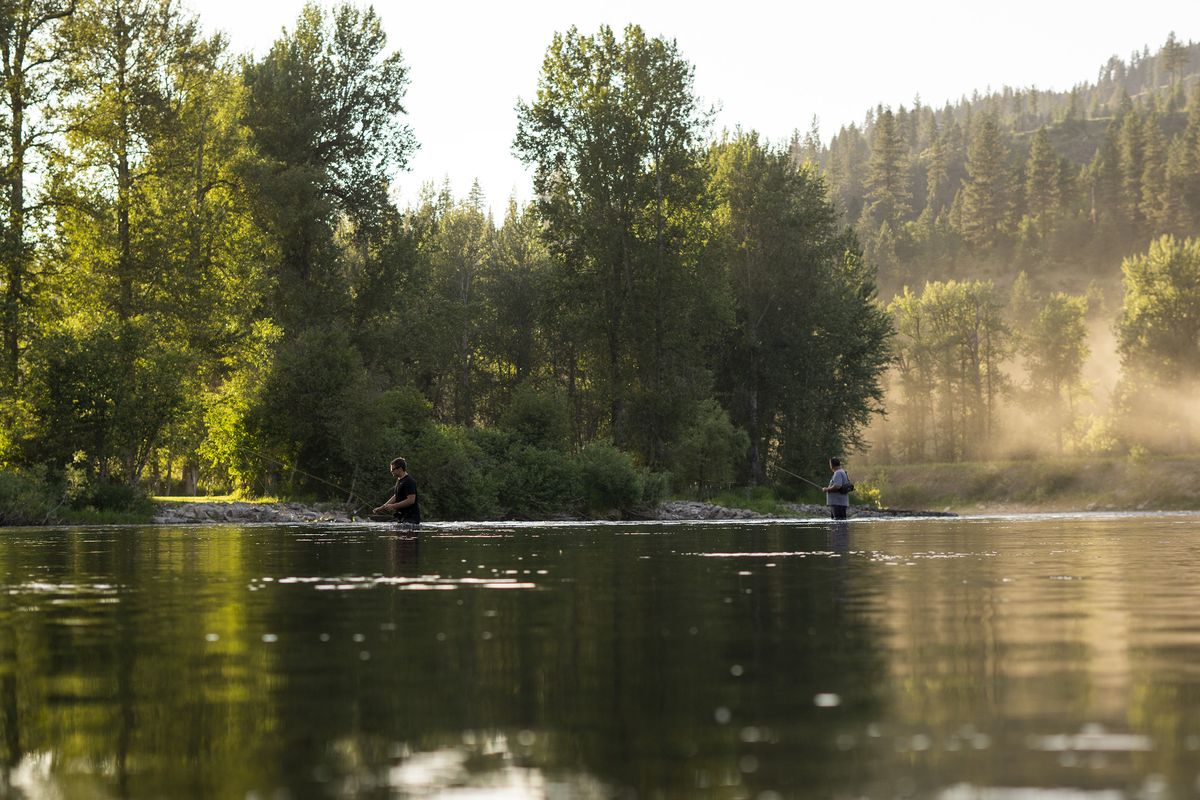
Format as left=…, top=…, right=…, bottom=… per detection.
left=374, top=457, right=421, bottom=527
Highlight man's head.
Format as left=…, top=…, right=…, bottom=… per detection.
left=829, top=457, right=841, bottom=470
left=390, top=457, right=408, bottom=476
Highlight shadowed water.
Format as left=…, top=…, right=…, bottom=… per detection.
left=1, top=514, right=1199, bottom=798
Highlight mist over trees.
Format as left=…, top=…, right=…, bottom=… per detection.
left=800, top=33, right=1200, bottom=462
left=0, top=9, right=890, bottom=517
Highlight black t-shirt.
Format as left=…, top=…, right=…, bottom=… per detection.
left=392, top=474, right=420, bottom=525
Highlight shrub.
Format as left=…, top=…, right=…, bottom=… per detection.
left=668, top=399, right=749, bottom=497
left=577, top=441, right=642, bottom=515
left=501, top=445, right=581, bottom=518
left=499, top=384, right=570, bottom=449
left=638, top=467, right=670, bottom=508
left=0, top=468, right=57, bottom=526
left=393, top=424, right=500, bottom=521
left=83, top=481, right=155, bottom=514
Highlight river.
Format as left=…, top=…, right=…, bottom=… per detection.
left=1, top=513, right=1199, bottom=798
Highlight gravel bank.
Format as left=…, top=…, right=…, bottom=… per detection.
left=153, top=500, right=954, bottom=524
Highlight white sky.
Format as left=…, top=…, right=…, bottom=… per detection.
left=191, top=0, right=1196, bottom=216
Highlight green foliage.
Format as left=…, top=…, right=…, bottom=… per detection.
left=0, top=468, right=57, bottom=525
left=708, top=485, right=785, bottom=515
left=245, top=325, right=380, bottom=497
left=576, top=440, right=644, bottom=516
left=499, top=383, right=571, bottom=449
left=400, top=424, right=499, bottom=522
left=73, top=479, right=154, bottom=515
left=888, top=280, right=1010, bottom=461
left=707, top=132, right=891, bottom=481
left=1117, top=235, right=1200, bottom=382
left=25, top=320, right=188, bottom=483
left=669, top=399, right=748, bottom=497
left=515, top=24, right=719, bottom=463
left=500, top=444, right=581, bottom=519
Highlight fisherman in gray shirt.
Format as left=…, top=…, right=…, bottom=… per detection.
left=823, top=457, right=851, bottom=520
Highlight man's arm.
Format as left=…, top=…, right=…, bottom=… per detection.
left=373, top=493, right=399, bottom=514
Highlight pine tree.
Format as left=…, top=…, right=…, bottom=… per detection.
left=1118, top=109, right=1145, bottom=228
left=924, top=122, right=950, bottom=213
left=1160, top=31, right=1189, bottom=88
left=1140, top=115, right=1169, bottom=231
left=960, top=115, right=1011, bottom=250
left=863, top=108, right=911, bottom=225
left=1088, top=120, right=1123, bottom=228
left=1025, top=126, right=1061, bottom=237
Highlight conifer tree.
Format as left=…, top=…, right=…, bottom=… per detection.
left=1025, top=126, right=1061, bottom=237
left=1140, top=115, right=1169, bottom=231
left=863, top=108, right=911, bottom=225
left=924, top=122, right=950, bottom=213
left=1118, top=110, right=1145, bottom=228
left=960, top=115, right=1011, bottom=250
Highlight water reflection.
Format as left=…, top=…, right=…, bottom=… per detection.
left=0, top=517, right=1197, bottom=797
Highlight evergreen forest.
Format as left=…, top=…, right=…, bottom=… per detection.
left=0, top=1, right=1198, bottom=522
left=797, top=32, right=1200, bottom=467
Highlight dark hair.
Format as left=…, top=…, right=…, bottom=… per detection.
left=390, top=457, right=408, bottom=472
left=829, top=457, right=841, bottom=467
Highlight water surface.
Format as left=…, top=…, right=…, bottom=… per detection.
left=1, top=514, right=1199, bottom=798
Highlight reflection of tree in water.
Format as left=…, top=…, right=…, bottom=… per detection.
left=3, top=521, right=1199, bottom=797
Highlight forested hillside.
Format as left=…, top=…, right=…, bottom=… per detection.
left=797, top=33, right=1200, bottom=464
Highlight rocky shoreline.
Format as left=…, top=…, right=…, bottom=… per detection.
left=151, top=499, right=954, bottom=525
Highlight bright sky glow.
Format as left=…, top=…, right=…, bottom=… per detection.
left=193, top=0, right=1195, bottom=215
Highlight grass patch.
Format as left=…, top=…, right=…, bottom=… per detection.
left=153, top=495, right=282, bottom=504
left=857, top=454, right=1200, bottom=511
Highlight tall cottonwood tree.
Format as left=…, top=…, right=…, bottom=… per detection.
left=708, top=132, right=891, bottom=481
left=1022, top=292, right=1089, bottom=454
left=33, top=0, right=215, bottom=482
left=241, top=1, right=414, bottom=331
left=0, top=0, right=74, bottom=390
left=223, top=2, right=415, bottom=492
left=55, top=0, right=200, bottom=322
left=515, top=24, right=717, bottom=462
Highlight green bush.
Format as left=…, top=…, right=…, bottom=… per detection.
left=501, top=445, right=582, bottom=518
left=668, top=399, right=749, bottom=497
left=82, top=481, right=155, bottom=514
left=397, top=424, right=500, bottom=521
left=638, top=467, right=670, bottom=508
left=0, top=468, right=57, bottom=525
left=577, top=440, right=642, bottom=516
left=499, top=383, right=570, bottom=449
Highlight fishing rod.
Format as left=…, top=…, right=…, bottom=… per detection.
left=773, top=464, right=827, bottom=491
left=232, top=444, right=383, bottom=515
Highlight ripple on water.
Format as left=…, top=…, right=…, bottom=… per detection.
left=250, top=576, right=539, bottom=591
